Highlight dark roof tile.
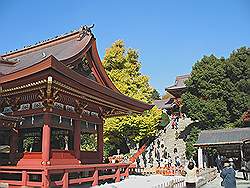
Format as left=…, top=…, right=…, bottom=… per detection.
left=196, top=127, right=250, bottom=146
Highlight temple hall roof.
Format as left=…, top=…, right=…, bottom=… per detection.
left=195, top=127, right=250, bottom=147
left=0, top=25, right=153, bottom=115
left=165, top=74, right=190, bottom=98
left=0, top=26, right=93, bottom=76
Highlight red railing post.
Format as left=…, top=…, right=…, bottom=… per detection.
left=115, top=167, right=120, bottom=182
left=125, top=166, right=129, bottom=178
left=21, top=171, right=28, bottom=186
left=63, top=171, right=69, bottom=188
left=92, top=169, right=98, bottom=186
left=42, top=170, right=50, bottom=188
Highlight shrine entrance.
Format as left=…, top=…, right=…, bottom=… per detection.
left=195, top=128, right=250, bottom=169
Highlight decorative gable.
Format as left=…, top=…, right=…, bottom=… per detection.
left=69, top=56, right=97, bottom=81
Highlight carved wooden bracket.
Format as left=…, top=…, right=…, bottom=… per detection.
left=38, top=77, right=59, bottom=110
left=75, top=99, right=88, bottom=115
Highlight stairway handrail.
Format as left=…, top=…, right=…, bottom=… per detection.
left=129, top=117, right=173, bottom=163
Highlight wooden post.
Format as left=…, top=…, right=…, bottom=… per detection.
left=42, top=114, right=51, bottom=165
left=198, top=147, right=203, bottom=169
left=97, top=123, right=104, bottom=163
left=63, top=171, right=69, bottom=188
left=21, top=171, right=28, bottom=186
left=9, top=128, right=18, bottom=163
left=115, top=168, right=120, bottom=182
left=42, top=124, right=51, bottom=164
left=92, top=169, right=98, bottom=186
left=74, top=120, right=81, bottom=160
left=42, top=170, right=50, bottom=188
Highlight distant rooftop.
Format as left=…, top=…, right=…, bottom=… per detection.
left=153, top=98, right=174, bottom=109
left=165, top=74, right=190, bottom=98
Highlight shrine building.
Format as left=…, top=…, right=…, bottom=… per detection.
left=0, top=25, right=153, bottom=187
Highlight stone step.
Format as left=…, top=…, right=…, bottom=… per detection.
left=136, top=118, right=192, bottom=168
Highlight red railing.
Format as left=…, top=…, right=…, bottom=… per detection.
left=0, top=163, right=134, bottom=188
left=129, top=143, right=147, bottom=163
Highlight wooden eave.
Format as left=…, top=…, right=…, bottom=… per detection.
left=166, top=87, right=185, bottom=98
left=0, top=55, right=153, bottom=114
left=50, top=56, right=153, bottom=113
left=194, top=141, right=243, bottom=147
left=0, top=113, right=23, bottom=122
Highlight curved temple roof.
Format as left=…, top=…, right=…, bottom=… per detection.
left=0, top=27, right=92, bottom=75
left=165, top=74, right=190, bottom=98
left=0, top=25, right=153, bottom=115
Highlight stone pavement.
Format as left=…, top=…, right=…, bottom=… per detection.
left=201, top=172, right=250, bottom=188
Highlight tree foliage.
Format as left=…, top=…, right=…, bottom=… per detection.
left=80, top=133, right=97, bottom=151
left=151, top=89, right=161, bottom=100
left=182, top=47, right=250, bottom=158
left=103, top=40, right=162, bottom=156
left=182, top=47, right=250, bottom=129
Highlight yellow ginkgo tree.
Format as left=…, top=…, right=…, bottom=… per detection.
left=102, top=40, right=162, bottom=157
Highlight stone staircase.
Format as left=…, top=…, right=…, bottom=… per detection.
left=136, top=117, right=192, bottom=168
left=161, top=117, right=192, bottom=162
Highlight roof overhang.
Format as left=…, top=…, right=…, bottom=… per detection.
left=195, top=128, right=250, bottom=148
left=0, top=55, right=153, bottom=116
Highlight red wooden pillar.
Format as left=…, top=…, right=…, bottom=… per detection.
left=42, top=114, right=51, bottom=165
left=74, top=120, right=81, bottom=160
left=97, top=122, right=104, bottom=163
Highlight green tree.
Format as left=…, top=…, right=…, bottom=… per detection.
left=151, top=89, right=161, bottom=100
left=182, top=47, right=250, bottom=157
left=182, top=47, right=250, bottom=129
left=103, top=40, right=162, bottom=156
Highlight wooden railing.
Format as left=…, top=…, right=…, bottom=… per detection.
left=0, top=166, right=218, bottom=188
left=0, top=163, right=134, bottom=188
left=129, top=143, right=147, bottom=163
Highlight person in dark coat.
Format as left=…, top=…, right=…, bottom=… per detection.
left=220, top=160, right=236, bottom=188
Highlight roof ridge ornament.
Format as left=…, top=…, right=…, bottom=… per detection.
left=77, top=24, right=95, bottom=41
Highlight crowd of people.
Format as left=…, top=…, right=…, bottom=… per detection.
left=183, top=157, right=238, bottom=188
left=135, top=137, right=184, bottom=172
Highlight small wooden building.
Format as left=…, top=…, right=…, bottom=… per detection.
left=165, top=74, right=190, bottom=115
left=0, top=26, right=153, bottom=187
left=195, top=127, right=250, bottom=168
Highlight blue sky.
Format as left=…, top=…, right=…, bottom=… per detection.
left=1, top=0, right=249, bottom=95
